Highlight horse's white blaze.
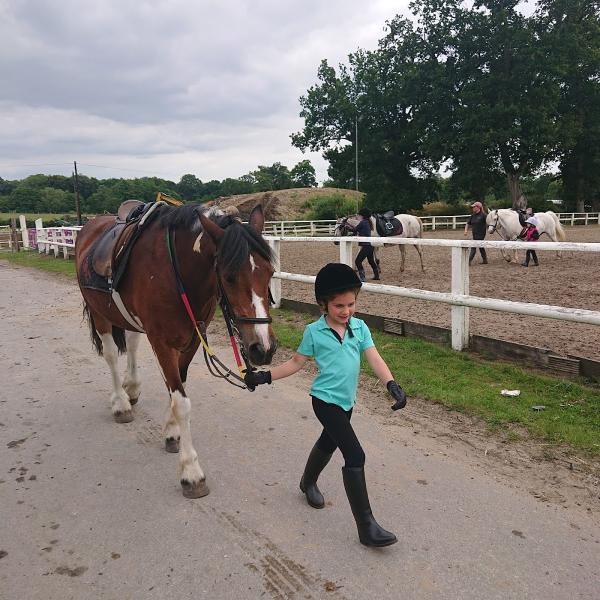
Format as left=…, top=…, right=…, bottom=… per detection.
left=100, top=333, right=131, bottom=415
left=249, top=255, right=257, bottom=271
left=170, top=390, right=204, bottom=483
left=251, top=290, right=271, bottom=349
left=193, top=232, right=203, bottom=253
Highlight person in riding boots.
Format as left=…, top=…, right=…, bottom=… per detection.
left=518, top=217, right=540, bottom=267
left=244, top=263, right=407, bottom=547
left=464, top=201, right=488, bottom=265
left=353, top=208, right=380, bottom=281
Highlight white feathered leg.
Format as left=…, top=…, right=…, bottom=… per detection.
left=100, top=333, right=133, bottom=423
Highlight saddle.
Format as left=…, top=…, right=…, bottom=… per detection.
left=374, top=211, right=403, bottom=237
left=513, top=208, right=528, bottom=227
left=90, top=200, right=161, bottom=288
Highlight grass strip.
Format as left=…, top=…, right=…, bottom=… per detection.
left=3, top=250, right=598, bottom=455
left=272, top=308, right=600, bottom=456
left=1, top=249, right=76, bottom=276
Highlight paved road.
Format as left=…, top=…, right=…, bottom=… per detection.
left=1, top=262, right=598, bottom=600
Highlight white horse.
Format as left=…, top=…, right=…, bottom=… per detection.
left=486, top=209, right=566, bottom=262
left=334, top=214, right=425, bottom=273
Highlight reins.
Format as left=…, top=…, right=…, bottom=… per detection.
left=165, top=226, right=262, bottom=389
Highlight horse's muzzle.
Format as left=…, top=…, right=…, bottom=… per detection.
left=248, top=339, right=277, bottom=366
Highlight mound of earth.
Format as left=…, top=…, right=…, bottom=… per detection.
left=207, top=187, right=363, bottom=221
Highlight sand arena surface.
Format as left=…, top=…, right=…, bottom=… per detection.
left=277, top=225, right=600, bottom=362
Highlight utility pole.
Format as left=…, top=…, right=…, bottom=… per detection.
left=355, top=114, right=359, bottom=192
left=355, top=114, right=359, bottom=213
left=73, top=161, right=82, bottom=225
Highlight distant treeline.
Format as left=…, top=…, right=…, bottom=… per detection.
left=1, top=163, right=574, bottom=219
left=0, top=160, right=318, bottom=215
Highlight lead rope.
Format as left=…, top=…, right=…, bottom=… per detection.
left=166, top=228, right=248, bottom=389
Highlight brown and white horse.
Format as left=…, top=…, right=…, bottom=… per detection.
left=75, top=204, right=276, bottom=498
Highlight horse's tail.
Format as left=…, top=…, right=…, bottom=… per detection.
left=83, top=303, right=103, bottom=355
left=548, top=211, right=566, bottom=241
left=112, top=326, right=127, bottom=355
left=82, top=303, right=127, bottom=356
left=415, top=216, right=423, bottom=238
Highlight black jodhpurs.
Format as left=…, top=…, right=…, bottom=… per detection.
left=525, top=249, right=538, bottom=265
left=312, top=396, right=365, bottom=468
left=355, top=246, right=378, bottom=275
left=469, top=236, right=487, bottom=262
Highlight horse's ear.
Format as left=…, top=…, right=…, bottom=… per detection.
left=249, top=204, right=265, bottom=234
left=199, top=212, right=225, bottom=245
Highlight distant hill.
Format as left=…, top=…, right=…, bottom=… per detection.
left=207, top=187, right=364, bottom=221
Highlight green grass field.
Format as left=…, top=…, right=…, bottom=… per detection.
left=3, top=249, right=599, bottom=455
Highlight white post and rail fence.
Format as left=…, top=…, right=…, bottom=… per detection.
left=265, top=236, right=600, bottom=354
left=2, top=217, right=599, bottom=366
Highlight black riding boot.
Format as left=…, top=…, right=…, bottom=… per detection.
left=342, top=466, right=397, bottom=547
left=299, top=444, right=333, bottom=509
left=357, top=268, right=366, bottom=282
left=372, top=267, right=380, bottom=280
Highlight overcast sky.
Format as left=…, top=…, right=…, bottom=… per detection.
left=0, top=0, right=414, bottom=184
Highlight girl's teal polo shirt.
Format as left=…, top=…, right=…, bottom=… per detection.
left=296, top=315, right=374, bottom=410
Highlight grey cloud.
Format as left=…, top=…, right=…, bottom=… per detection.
left=0, top=0, right=408, bottom=181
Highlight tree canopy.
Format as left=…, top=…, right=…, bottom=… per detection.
left=292, top=0, right=600, bottom=210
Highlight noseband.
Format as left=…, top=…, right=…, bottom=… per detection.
left=489, top=211, right=500, bottom=234
left=217, top=277, right=273, bottom=326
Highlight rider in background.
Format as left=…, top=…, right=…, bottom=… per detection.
left=518, top=217, right=540, bottom=267
left=463, top=201, right=488, bottom=265
left=353, top=208, right=380, bottom=281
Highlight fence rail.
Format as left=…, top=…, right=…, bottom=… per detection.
left=4, top=215, right=599, bottom=355
left=264, top=212, right=599, bottom=235
left=265, top=235, right=600, bottom=352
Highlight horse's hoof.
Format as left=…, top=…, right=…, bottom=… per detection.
left=113, top=410, right=134, bottom=423
left=181, top=478, right=209, bottom=498
left=128, top=396, right=139, bottom=406
left=165, top=437, right=180, bottom=453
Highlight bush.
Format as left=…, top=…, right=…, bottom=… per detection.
left=303, top=193, right=362, bottom=220
left=414, top=201, right=470, bottom=216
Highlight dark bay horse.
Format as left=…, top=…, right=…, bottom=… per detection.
left=75, top=203, right=276, bottom=498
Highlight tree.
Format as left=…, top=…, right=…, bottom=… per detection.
left=250, top=163, right=293, bottom=191
left=408, top=0, right=560, bottom=208
left=177, top=174, right=204, bottom=201
left=536, top=0, right=600, bottom=211
left=291, top=160, right=317, bottom=187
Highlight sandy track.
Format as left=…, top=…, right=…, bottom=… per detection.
left=279, top=225, right=600, bottom=361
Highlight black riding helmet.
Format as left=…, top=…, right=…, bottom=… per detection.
left=358, top=208, right=372, bottom=218
left=315, top=263, right=362, bottom=302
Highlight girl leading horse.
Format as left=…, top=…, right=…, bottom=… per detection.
left=75, top=203, right=276, bottom=498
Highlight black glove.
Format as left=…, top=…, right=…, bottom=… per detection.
left=244, top=368, right=272, bottom=392
left=387, top=380, right=407, bottom=410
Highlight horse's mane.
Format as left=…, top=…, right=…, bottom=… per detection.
left=158, top=203, right=273, bottom=276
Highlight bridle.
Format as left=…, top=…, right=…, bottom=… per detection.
left=335, top=217, right=350, bottom=236
left=489, top=210, right=500, bottom=235
left=166, top=220, right=272, bottom=389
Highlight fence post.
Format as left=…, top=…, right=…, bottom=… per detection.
left=311, top=222, right=316, bottom=236
left=339, top=239, right=353, bottom=267
left=268, top=239, right=282, bottom=308
left=571, top=213, right=575, bottom=226
left=451, top=246, right=470, bottom=351
left=35, top=218, right=44, bottom=253
left=19, top=215, right=29, bottom=249
left=432, top=217, right=436, bottom=231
